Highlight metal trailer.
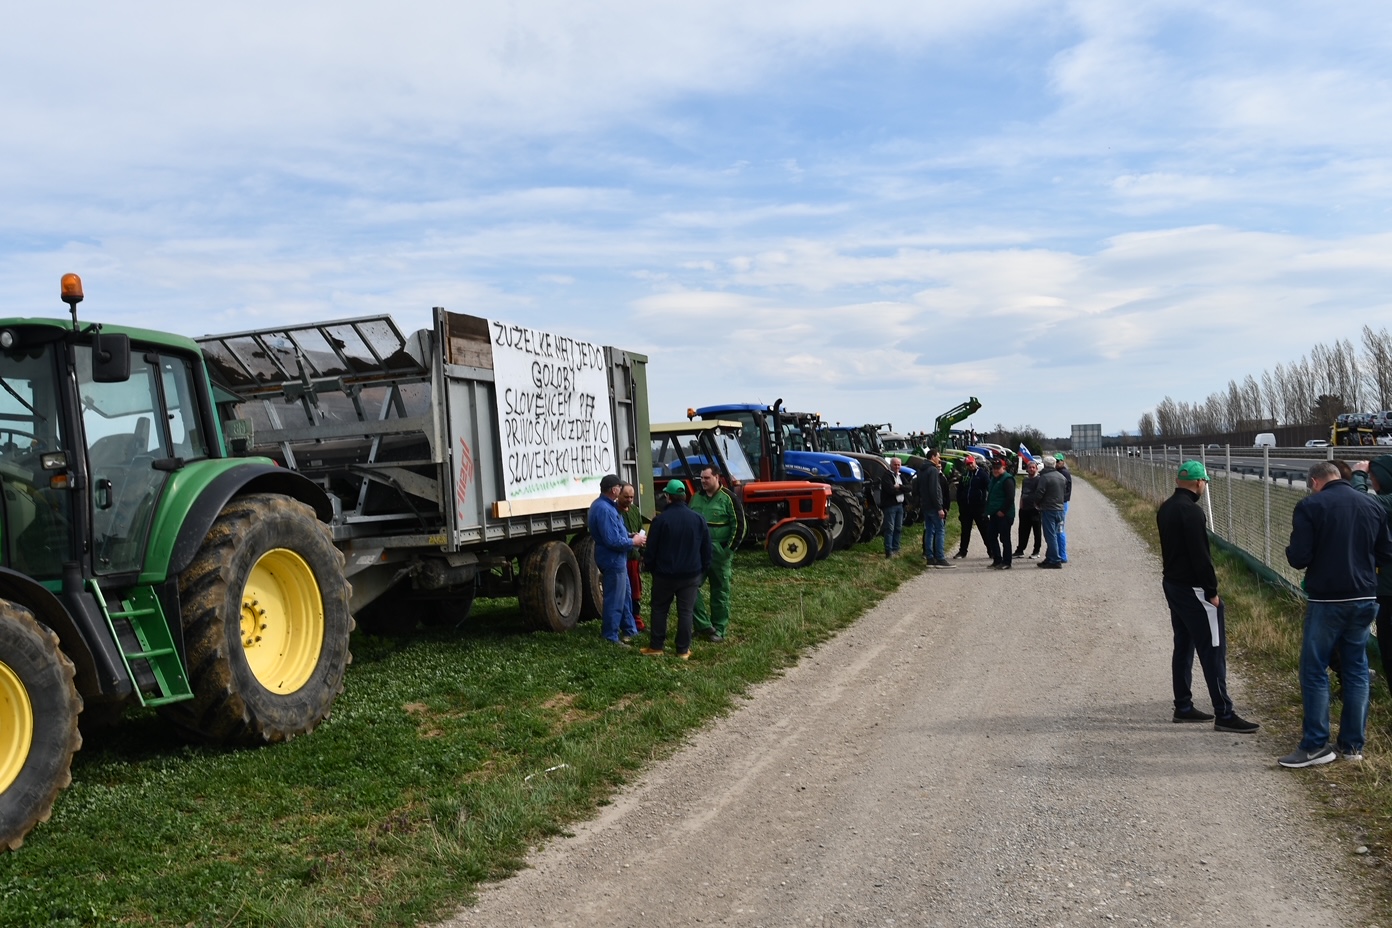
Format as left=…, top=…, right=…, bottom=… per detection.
left=197, top=307, right=652, bottom=633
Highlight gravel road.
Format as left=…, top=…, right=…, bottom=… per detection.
left=441, top=477, right=1383, bottom=927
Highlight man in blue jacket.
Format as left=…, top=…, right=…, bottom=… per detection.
left=587, top=474, right=644, bottom=645
left=1280, top=461, right=1392, bottom=767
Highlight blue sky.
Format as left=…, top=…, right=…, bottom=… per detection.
left=3, top=1, right=1390, bottom=437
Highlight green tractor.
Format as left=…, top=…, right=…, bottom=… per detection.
left=1, top=276, right=352, bottom=851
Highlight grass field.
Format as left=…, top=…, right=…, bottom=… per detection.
left=0, top=527, right=941, bottom=928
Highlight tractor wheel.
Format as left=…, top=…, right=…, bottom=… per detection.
left=161, top=494, right=354, bottom=745
left=807, top=523, right=833, bottom=561
left=520, top=541, right=583, bottom=633
left=0, top=601, right=81, bottom=852
left=859, top=496, right=884, bottom=544
left=826, top=486, right=865, bottom=551
left=768, top=523, right=819, bottom=569
left=571, top=535, right=604, bottom=622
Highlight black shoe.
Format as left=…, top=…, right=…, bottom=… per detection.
left=1173, top=707, right=1215, bottom=723
left=1037, top=561, right=1062, bottom=569
left=1215, top=714, right=1259, bottom=734
left=952, top=551, right=967, bottom=559
left=1012, top=550, right=1025, bottom=558
left=706, top=632, right=725, bottom=643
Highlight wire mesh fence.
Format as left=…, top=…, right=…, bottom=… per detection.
left=1074, top=445, right=1348, bottom=591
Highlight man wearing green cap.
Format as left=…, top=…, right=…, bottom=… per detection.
left=1156, top=460, right=1260, bottom=733
left=641, top=479, right=712, bottom=660
left=691, top=465, right=739, bottom=642
left=1350, top=456, right=1392, bottom=693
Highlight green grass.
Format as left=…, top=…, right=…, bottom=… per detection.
left=0, top=524, right=947, bottom=928
left=1085, top=468, right=1392, bottom=907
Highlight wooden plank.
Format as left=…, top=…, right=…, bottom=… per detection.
left=491, top=493, right=596, bottom=519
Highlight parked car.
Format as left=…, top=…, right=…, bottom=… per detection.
left=1305, top=439, right=1329, bottom=448
left=1254, top=433, right=1277, bottom=448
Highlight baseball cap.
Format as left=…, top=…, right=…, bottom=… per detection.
left=1177, top=460, right=1209, bottom=481
left=663, top=479, right=688, bottom=496
left=599, top=474, right=622, bottom=492
left=1054, top=453, right=1065, bottom=461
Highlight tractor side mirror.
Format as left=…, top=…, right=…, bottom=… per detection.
left=91, top=332, right=131, bottom=383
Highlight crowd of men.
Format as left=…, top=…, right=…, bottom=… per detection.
left=587, top=467, right=735, bottom=661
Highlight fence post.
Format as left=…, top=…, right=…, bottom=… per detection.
left=1225, top=444, right=1233, bottom=542
left=1263, top=445, right=1271, bottom=567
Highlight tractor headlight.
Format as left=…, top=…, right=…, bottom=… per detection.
left=848, top=460, right=863, bottom=480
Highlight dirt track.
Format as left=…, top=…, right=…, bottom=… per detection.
left=441, top=477, right=1382, bottom=927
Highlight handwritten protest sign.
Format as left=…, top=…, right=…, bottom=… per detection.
left=490, top=320, right=615, bottom=500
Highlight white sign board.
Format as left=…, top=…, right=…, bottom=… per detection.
left=490, top=320, right=616, bottom=500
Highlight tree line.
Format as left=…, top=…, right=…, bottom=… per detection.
left=1139, top=326, right=1392, bottom=439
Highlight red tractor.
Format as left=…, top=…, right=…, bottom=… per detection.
left=649, top=420, right=832, bottom=569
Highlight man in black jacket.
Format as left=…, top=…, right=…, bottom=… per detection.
left=641, top=480, right=712, bottom=660
left=1278, top=461, right=1392, bottom=767
left=1014, top=458, right=1042, bottom=559
left=917, top=450, right=952, bottom=568
left=879, top=457, right=908, bottom=559
left=952, top=455, right=990, bottom=559
left=1156, top=460, right=1259, bottom=734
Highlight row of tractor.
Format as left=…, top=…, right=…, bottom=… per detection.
left=0, top=279, right=984, bottom=851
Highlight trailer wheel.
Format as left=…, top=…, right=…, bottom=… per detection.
left=826, top=486, right=865, bottom=551
left=520, top=541, right=582, bottom=633
left=0, top=601, right=81, bottom=852
left=162, top=493, right=353, bottom=745
left=768, top=523, right=818, bottom=569
left=859, top=496, right=884, bottom=544
left=571, top=536, right=604, bottom=622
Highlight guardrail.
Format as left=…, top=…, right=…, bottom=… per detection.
left=1075, top=446, right=1323, bottom=591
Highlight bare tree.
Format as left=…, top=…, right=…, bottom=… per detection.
left=1138, top=412, right=1156, bottom=440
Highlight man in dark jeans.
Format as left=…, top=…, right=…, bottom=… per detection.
left=1279, top=460, right=1392, bottom=767
left=984, top=457, right=1015, bottom=569
left=1014, top=458, right=1042, bottom=559
left=1156, top=460, right=1260, bottom=735
left=952, top=455, right=990, bottom=559
left=641, top=480, right=712, bottom=661
left=879, top=457, right=908, bottom=558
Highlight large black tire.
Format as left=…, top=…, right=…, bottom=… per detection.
left=826, top=486, right=865, bottom=551
left=160, top=493, right=354, bottom=745
left=0, top=601, right=82, bottom=852
left=859, top=496, right=884, bottom=544
left=768, top=523, right=819, bottom=569
left=571, top=535, right=604, bottom=622
left=519, top=541, right=583, bottom=633
left=807, top=523, right=833, bottom=560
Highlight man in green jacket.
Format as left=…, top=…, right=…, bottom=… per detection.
left=692, top=465, right=739, bottom=642
left=985, top=456, right=1017, bottom=569
left=1351, top=455, right=1392, bottom=692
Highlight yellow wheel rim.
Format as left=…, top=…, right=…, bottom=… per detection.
left=0, top=659, right=34, bottom=795
left=777, top=533, right=806, bottom=561
left=241, top=548, right=324, bottom=694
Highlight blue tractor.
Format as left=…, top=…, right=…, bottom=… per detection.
left=692, top=402, right=873, bottom=550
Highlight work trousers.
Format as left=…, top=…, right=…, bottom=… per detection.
left=649, top=571, right=702, bottom=654
left=693, top=545, right=734, bottom=636
left=1162, top=579, right=1233, bottom=719
left=956, top=505, right=988, bottom=555
left=1014, top=509, right=1041, bottom=556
